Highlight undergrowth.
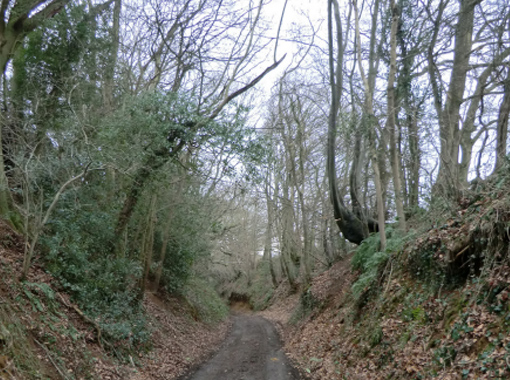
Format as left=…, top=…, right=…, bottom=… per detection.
left=184, top=277, right=229, bottom=324
left=41, top=206, right=151, bottom=355
left=289, top=288, right=323, bottom=325
left=351, top=227, right=409, bottom=301
left=248, top=260, right=275, bottom=310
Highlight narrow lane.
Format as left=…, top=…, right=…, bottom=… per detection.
left=179, top=315, right=301, bottom=380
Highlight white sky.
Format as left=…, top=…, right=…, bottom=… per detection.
left=246, top=0, right=327, bottom=126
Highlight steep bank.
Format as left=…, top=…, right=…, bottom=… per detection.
left=260, top=178, right=510, bottom=379
left=0, top=221, right=228, bottom=379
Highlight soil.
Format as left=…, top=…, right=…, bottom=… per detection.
left=179, top=314, right=302, bottom=380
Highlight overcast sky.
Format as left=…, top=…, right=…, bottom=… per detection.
left=246, top=0, right=327, bottom=124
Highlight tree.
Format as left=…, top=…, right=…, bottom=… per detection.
left=327, top=0, right=372, bottom=245
left=110, top=0, right=286, bottom=249
left=426, top=0, right=510, bottom=194
left=0, top=0, right=73, bottom=217
left=386, top=0, right=406, bottom=230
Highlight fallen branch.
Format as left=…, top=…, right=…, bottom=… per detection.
left=57, top=293, right=103, bottom=349
left=34, top=338, right=70, bottom=380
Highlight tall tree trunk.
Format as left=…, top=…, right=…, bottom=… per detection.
left=327, top=0, right=368, bottom=245
left=432, top=0, right=480, bottom=197
left=496, top=68, right=510, bottom=171
left=0, top=123, right=11, bottom=216
left=154, top=205, right=172, bottom=291
left=140, top=194, right=157, bottom=297
left=293, top=99, right=311, bottom=283
left=350, top=130, right=366, bottom=222
left=353, top=0, right=386, bottom=249
left=264, top=174, right=278, bottom=287
left=281, top=175, right=297, bottom=289
left=387, top=0, right=406, bottom=230
left=395, top=8, right=421, bottom=211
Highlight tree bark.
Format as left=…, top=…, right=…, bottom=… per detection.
left=327, top=0, right=369, bottom=245
left=496, top=68, right=510, bottom=171
left=280, top=172, right=297, bottom=289
left=387, top=0, right=406, bottom=230
left=395, top=12, right=421, bottom=210
left=139, top=194, right=157, bottom=297
left=353, top=0, right=386, bottom=249
left=263, top=176, right=278, bottom=287
left=432, top=0, right=480, bottom=196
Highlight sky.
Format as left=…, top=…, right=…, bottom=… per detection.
left=247, top=0, right=328, bottom=125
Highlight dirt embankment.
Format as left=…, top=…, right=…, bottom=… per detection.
left=128, top=293, right=230, bottom=380
left=260, top=188, right=510, bottom=379
left=0, top=220, right=229, bottom=380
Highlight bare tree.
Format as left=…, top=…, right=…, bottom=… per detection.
left=387, top=0, right=406, bottom=230
left=327, top=0, right=371, bottom=245
left=353, top=0, right=386, bottom=249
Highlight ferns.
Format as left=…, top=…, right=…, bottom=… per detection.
left=351, top=227, right=408, bottom=300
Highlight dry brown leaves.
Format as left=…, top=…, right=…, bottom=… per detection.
left=126, top=293, right=230, bottom=380
left=265, top=257, right=510, bottom=379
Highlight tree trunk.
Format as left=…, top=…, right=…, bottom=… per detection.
left=327, top=0, right=368, bottom=245
left=264, top=176, right=278, bottom=287
left=353, top=0, right=386, bottom=249
left=139, top=194, right=157, bottom=297
left=496, top=69, right=510, bottom=171
left=0, top=124, right=11, bottom=216
left=433, top=0, right=480, bottom=197
left=387, top=0, right=406, bottom=230
left=154, top=205, right=173, bottom=291
left=114, top=155, right=163, bottom=254
left=293, top=99, right=311, bottom=283
left=281, top=176, right=297, bottom=289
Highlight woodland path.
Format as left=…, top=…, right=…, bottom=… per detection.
left=178, top=314, right=301, bottom=380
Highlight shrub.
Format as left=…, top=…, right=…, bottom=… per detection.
left=41, top=199, right=151, bottom=352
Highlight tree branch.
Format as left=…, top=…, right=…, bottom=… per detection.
left=208, top=54, right=286, bottom=120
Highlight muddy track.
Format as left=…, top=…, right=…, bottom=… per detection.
left=179, top=315, right=301, bottom=380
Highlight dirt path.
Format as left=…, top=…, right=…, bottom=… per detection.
left=179, top=315, right=301, bottom=380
